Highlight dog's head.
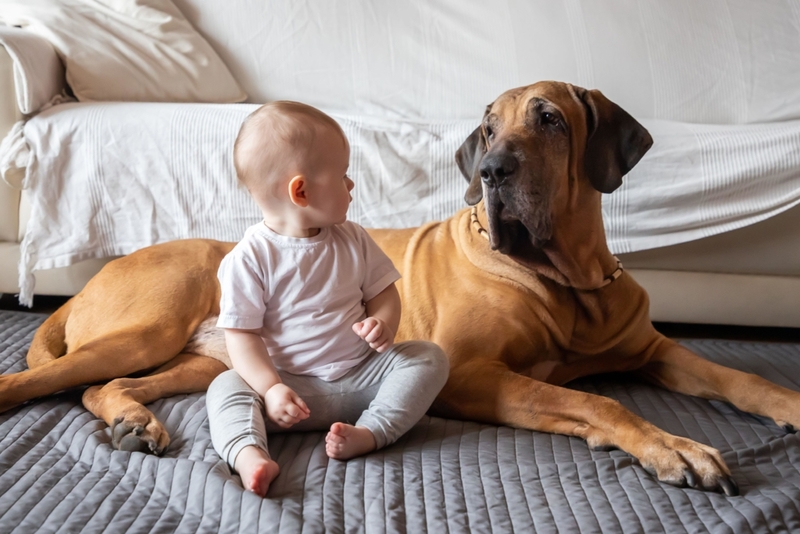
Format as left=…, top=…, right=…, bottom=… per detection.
left=456, top=81, right=653, bottom=255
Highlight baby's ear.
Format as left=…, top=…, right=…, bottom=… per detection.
left=288, top=175, right=308, bottom=207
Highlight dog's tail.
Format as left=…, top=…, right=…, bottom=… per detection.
left=26, top=297, right=73, bottom=369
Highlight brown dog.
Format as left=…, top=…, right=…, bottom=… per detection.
left=3, top=81, right=798, bottom=496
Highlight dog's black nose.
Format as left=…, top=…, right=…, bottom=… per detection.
left=480, top=153, right=518, bottom=184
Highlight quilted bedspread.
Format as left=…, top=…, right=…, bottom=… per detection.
left=2, top=310, right=800, bottom=533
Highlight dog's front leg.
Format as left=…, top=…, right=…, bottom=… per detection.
left=639, top=337, right=800, bottom=434
left=437, top=361, right=738, bottom=495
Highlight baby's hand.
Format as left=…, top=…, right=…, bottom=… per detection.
left=352, top=317, right=394, bottom=353
left=264, top=383, right=310, bottom=428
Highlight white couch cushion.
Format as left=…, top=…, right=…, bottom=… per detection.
left=14, top=101, right=800, bottom=305
left=0, top=0, right=246, bottom=103
left=173, top=0, right=800, bottom=124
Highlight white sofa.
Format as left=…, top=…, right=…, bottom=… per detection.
left=2, top=0, right=800, bottom=327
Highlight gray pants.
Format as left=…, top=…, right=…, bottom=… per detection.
left=206, top=341, right=449, bottom=467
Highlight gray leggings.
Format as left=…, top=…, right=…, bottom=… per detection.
left=206, top=341, right=449, bottom=467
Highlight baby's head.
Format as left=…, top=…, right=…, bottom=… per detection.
left=234, top=101, right=353, bottom=229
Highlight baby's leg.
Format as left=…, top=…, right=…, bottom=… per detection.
left=206, top=370, right=279, bottom=497
left=247, top=343, right=448, bottom=460
left=326, top=341, right=449, bottom=459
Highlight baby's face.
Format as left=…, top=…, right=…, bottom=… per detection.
left=305, top=126, right=354, bottom=227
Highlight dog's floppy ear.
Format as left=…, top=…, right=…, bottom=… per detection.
left=455, top=104, right=491, bottom=205
left=577, top=88, right=653, bottom=193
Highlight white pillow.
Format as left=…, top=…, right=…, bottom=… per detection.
left=0, top=0, right=246, bottom=103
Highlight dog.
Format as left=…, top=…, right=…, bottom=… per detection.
left=3, top=81, right=798, bottom=496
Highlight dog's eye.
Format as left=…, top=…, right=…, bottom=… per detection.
left=485, top=126, right=494, bottom=140
left=542, top=112, right=559, bottom=126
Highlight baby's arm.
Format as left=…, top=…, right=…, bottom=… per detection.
left=224, top=328, right=310, bottom=428
left=353, top=283, right=401, bottom=352
left=225, top=328, right=281, bottom=393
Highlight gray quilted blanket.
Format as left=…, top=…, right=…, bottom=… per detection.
left=2, top=310, right=800, bottom=533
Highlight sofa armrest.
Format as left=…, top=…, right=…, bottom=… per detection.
left=0, top=177, right=18, bottom=243
left=0, top=25, right=66, bottom=118
left=0, top=26, right=65, bottom=243
left=0, top=41, right=21, bottom=242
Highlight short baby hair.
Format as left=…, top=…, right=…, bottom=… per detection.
left=233, top=101, right=346, bottom=196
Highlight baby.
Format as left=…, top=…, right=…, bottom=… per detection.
left=205, top=101, right=449, bottom=497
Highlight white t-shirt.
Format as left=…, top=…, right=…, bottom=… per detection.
left=216, top=220, right=401, bottom=381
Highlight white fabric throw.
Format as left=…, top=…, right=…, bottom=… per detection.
left=9, top=102, right=800, bottom=304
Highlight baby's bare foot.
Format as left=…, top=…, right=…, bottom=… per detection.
left=234, top=445, right=280, bottom=497
left=325, top=423, right=377, bottom=460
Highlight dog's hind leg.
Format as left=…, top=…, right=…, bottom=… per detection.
left=638, top=336, right=800, bottom=434
left=0, top=326, right=186, bottom=413
left=26, top=297, right=74, bottom=368
left=82, top=352, right=228, bottom=454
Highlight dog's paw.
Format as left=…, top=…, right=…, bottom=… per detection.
left=640, top=435, right=738, bottom=496
left=112, top=413, right=170, bottom=455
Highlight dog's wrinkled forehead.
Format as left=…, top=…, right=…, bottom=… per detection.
left=486, top=82, right=580, bottom=132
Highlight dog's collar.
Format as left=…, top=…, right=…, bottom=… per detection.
left=470, top=204, right=490, bottom=240
left=470, top=206, right=624, bottom=289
